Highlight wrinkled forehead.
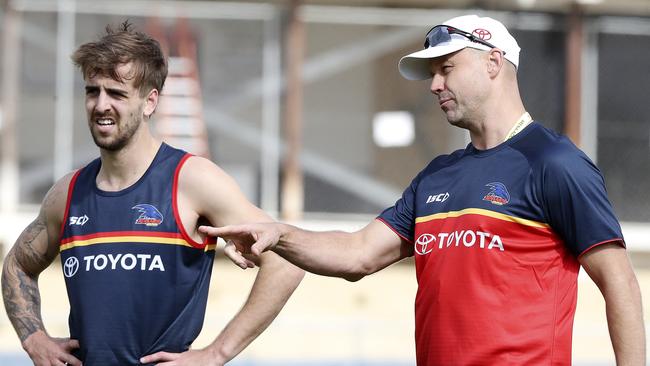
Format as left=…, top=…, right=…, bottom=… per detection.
left=84, top=73, right=126, bottom=89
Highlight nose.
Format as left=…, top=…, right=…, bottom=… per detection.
left=430, top=73, right=445, bottom=95
left=94, top=90, right=111, bottom=114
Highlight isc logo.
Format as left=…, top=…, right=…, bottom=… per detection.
left=69, top=215, right=89, bottom=226
left=426, top=192, right=449, bottom=203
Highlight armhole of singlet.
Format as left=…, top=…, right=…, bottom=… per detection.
left=58, top=170, right=82, bottom=241
left=173, top=154, right=213, bottom=249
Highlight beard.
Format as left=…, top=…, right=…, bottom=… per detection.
left=90, top=111, right=142, bottom=151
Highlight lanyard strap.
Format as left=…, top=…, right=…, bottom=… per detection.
left=504, top=112, right=533, bottom=142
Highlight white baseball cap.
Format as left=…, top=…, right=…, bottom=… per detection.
left=398, top=15, right=521, bottom=80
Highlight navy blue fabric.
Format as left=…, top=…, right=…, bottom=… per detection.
left=59, top=143, right=215, bottom=365
left=378, top=122, right=624, bottom=256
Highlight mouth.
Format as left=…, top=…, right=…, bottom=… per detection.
left=93, top=117, right=118, bottom=136
left=438, top=98, right=453, bottom=109
left=95, top=118, right=116, bottom=126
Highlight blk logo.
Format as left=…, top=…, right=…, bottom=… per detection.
left=415, top=233, right=436, bottom=256
left=63, top=256, right=79, bottom=278
left=472, top=28, right=492, bottom=40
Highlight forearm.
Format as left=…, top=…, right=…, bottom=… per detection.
left=1, top=213, right=58, bottom=345
left=1, top=252, right=46, bottom=343
left=274, top=224, right=370, bottom=280
left=205, top=220, right=408, bottom=282
left=603, top=275, right=646, bottom=366
left=208, top=254, right=304, bottom=362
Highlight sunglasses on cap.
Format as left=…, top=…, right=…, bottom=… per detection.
left=423, top=25, right=505, bottom=55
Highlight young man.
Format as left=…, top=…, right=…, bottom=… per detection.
left=1, top=22, right=303, bottom=366
left=204, top=15, right=645, bottom=365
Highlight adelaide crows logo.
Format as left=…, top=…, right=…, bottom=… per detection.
left=132, top=204, right=164, bottom=227
left=483, top=182, right=510, bottom=205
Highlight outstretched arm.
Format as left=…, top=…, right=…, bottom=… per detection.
left=580, top=242, right=645, bottom=366
left=201, top=218, right=413, bottom=282
left=2, top=173, right=81, bottom=366
left=141, top=156, right=304, bottom=366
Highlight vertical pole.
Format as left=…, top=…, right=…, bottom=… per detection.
left=1, top=0, right=21, bottom=214
left=564, top=3, right=583, bottom=146
left=261, top=11, right=281, bottom=216
left=53, top=0, right=76, bottom=181
left=281, top=0, right=304, bottom=221
left=581, top=20, right=599, bottom=162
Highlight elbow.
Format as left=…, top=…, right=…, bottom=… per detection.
left=342, top=256, right=375, bottom=282
left=343, top=273, right=365, bottom=282
left=342, top=266, right=371, bottom=282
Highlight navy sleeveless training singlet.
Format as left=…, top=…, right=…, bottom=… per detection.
left=59, top=143, right=216, bottom=365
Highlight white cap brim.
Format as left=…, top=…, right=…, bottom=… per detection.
left=398, top=42, right=472, bottom=81
left=399, top=15, right=521, bottom=80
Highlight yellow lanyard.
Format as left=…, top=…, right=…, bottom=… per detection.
left=504, top=112, right=533, bottom=142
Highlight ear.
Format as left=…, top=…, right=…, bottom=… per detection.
left=143, top=88, right=159, bottom=118
left=486, top=49, right=505, bottom=78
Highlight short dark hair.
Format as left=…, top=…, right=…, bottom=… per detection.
left=72, top=20, right=167, bottom=96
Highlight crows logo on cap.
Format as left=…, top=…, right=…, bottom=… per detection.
left=132, top=204, right=164, bottom=227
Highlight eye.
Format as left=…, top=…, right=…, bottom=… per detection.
left=442, top=65, right=453, bottom=74
left=85, top=88, right=99, bottom=96
left=108, top=90, right=128, bottom=99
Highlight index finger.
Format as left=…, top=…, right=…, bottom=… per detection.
left=198, top=225, right=249, bottom=237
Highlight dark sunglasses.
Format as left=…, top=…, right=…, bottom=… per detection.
left=423, top=25, right=505, bottom=55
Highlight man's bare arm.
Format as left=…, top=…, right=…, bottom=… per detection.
left=2, top=181, right=65, bottom=341
left=201, top=219, right=413, bottom=282
left=275, top=220, right=412, bottom=281
left=580, top=242, right=645, bottom=366
left=1, top=173, right=82, bottom=366
left=2, top=215, right=50, bottom=341
left=142, top=156, right=303, bottom=365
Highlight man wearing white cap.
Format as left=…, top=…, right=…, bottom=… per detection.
left=204, top=15, right=645, bottom=365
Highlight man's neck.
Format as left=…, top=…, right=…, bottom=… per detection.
left=467, top=100, right=527, bottom=150
left=469, top=108, right=526, bottom=150
left=97, top=132, right=162, bottom=192
left=466, top=74, right=528, bottom=150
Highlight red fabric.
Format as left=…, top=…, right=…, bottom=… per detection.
left=413, top=213, right=579, bottom=365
